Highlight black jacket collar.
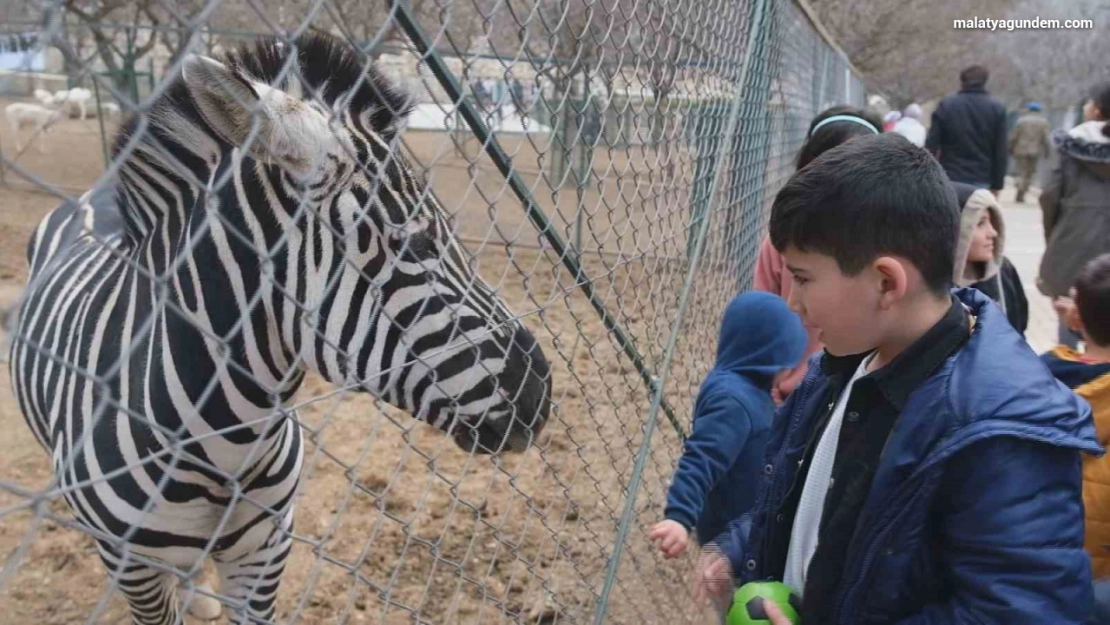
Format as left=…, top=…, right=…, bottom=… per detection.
left=820, top=296, right=970, bottom=409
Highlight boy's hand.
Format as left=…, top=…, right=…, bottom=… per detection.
left=763, top=599, right=794, bottom=625
left=1053, top=295, right=1080, bottom=332
left=693, top=550, right=733, bottom=606
left=771, top=386, right=786, bottom=407
left=648, top=520, right=690, bottom=559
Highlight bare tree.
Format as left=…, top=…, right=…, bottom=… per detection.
left=987, top=0, right=1110, bottom=109
left=802, top=0, right=1014, bottom=106
left=61, top=0, right=164, bottom=97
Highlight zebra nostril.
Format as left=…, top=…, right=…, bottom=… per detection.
left=497, top=325, right=552, bottom=436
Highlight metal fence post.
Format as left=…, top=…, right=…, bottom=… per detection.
left=91, top=77, right=110, bottom=169
left=731, top=0, right=778, bottom=288
left=591, top=0, right=772, bottom=621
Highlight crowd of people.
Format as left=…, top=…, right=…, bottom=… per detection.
left=646, top=65, right=1110, bottom=624
left=471, top=77, right=540, bottom=122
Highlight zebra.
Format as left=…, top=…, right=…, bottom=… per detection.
left=9, top=33, right=551, bottom=624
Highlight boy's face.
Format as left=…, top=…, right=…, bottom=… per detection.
left=1084, top=99, right=1101, bottom=122
left=783, top=246, right=885, bottom=356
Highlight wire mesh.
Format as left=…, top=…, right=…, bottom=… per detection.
left=0, top=0, right=864, bottom=623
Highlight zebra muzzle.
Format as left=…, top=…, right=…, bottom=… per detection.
left=453, top=325, right=551, bottom=455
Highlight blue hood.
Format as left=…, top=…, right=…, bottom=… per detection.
left=711, top=292, right=808, bottom=389
left=663, top=291, right=808, bottom=544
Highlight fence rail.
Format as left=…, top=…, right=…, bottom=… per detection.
left=0, top=0, right=864, bottom=623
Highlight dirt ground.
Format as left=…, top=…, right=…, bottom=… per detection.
left=0, top=98, right=744, bottom=624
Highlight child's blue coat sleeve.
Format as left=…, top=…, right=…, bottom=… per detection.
left=663, top=393, right=751, bottom=532
left=709, top=372, right=810, bottom=578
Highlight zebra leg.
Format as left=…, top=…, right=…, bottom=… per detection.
left=97, top=541, right=180, bottom=625
left=213, top=508, right=295, bottom=624
left=180, top=581, right=224, bottom=621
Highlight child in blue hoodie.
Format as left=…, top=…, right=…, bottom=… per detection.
left=649, top=291, right=807, bottom=559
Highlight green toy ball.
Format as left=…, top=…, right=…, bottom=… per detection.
left=726, top=581, right=801, bottom=625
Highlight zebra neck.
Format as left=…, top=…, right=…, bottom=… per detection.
left=120, top=138, right=307, bottom=404
left=115, top=94, right=231, bottom=245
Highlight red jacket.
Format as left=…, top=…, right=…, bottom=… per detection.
left=751, top=237, right=822, bottom=401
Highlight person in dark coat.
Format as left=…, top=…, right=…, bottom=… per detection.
left=649, top=292, right=807, bottom=561
left=951, top=181, right=1028, bottom=334
left=1039, top=82, right=1110, bottom=348
left=925, top=65, right=1009, bottom=196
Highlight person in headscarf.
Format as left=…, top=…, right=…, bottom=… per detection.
left=952, top=181, right=1028, bottom=334
left=893, top=103, right=927, bottom=147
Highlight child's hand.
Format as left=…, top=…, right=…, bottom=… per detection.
left=771, top=386, right=786, bottom=407
left=1054, top=293, right=1081, bottom=333
left=763, top=599, right=794, bottom=625
left=693, top=550, right=733, bottom=606
left=1053, top=295, right=1075, bottom=320
left=648, top=520, right=690, bottom=559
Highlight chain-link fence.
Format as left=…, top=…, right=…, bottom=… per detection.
left=0, top=1, right=863, bottom=623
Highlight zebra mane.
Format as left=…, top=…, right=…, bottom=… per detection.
left=114, top=33, right=411, bottom=160
left=109, top=32, right=412, bottom=240
left=218, top=33, right=412, bottom=133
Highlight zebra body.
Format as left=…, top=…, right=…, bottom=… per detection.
left=11, top=34, right=550, bottom=624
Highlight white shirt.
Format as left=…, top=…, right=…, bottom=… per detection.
left=782, top=354, right=873, bottom=595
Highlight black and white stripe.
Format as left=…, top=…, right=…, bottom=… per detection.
left=10, top=33, right=550, bottom=625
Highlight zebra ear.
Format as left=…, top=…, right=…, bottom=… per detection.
left=182, top=55, right=263, bottom=147
left=181, top=54, right=334, bottom=175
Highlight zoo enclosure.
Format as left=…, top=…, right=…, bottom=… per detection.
left=0, top=0, right=864, bottom=623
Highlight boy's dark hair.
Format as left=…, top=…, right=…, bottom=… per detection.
left=1074, top=253, right=1110, bottom=346
left=769, top=133, right=959, bottom=295
left=960, top=65, right=989, bottom=89
left=797, top=105, right=883, bottom=170
left=1090, top=82, right=1110, bottom=138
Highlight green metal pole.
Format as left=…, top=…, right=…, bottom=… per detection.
left=388, top=0, right=686, bottom=440
left=591, top=0, right=771, bottom=621
left=92, top=78, right=110, bottom=169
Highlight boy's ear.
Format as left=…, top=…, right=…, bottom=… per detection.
left=873, top=256, right=908, bottom=310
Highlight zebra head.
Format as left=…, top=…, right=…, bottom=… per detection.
left=170, top=35, right=551, bottom=454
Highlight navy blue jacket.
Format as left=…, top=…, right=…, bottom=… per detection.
left=664, top=292, right=806, bottom=545
left=926, top=87, right=1009, bottom=190
left=716, top=289, right=1101, bottom=624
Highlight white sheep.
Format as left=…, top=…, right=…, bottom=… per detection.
left=53, top=87, right=92, bottom=119
left=94, top=101, right=121, bottom=119
left=5, top=102, right=65, bottom=152
left=33, top=88, right=56, bottom=106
